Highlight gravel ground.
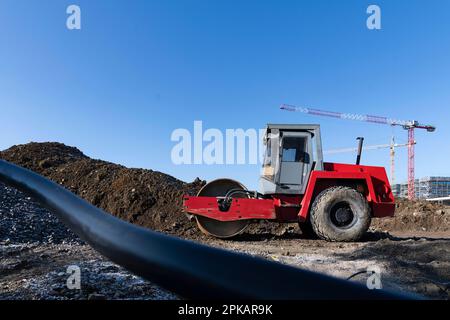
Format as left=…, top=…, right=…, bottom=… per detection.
left=0, top=243, right=177, bottom=300
left=203, top=234, right=450, bottom=299
left=0, top=182, right=177, bottom=300
left=0, top=182, right=81, bottom=245
left=1, top=181, right=449, bottom=300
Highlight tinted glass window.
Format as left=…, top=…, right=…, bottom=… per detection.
left=282, top=137, right=306, bottom=162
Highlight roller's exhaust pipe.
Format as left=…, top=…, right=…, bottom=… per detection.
left=356, top=137, right=364, bottom=165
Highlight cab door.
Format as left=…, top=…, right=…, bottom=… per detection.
left=278, top=132, right=312, bottom=194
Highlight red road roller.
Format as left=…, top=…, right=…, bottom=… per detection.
left=183, top=124, right=395, bottom=241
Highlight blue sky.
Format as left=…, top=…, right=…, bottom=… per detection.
left=1, top=0, right=449, bottom=189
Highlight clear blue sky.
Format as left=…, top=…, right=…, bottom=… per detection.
left=1, top=0, right=449, bottom=189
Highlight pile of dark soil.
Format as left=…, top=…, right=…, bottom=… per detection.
left=0, top=142, right=204, bottom=236
left=371, top=198, right=450, bottom=233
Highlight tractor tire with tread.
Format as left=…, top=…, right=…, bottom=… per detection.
left=309, top=186, right=371, bottom=242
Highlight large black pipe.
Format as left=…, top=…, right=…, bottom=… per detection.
left=0, top=159, right=415, bottom=299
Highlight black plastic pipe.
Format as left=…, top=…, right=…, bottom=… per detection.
left=0, top=159, right=416, bottom=299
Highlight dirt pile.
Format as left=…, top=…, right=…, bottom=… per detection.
left=371, top=198, right=450, bottom=233
left=0, top=142, right=87, bottom=173
left=1, top=142, right=205, bottom=235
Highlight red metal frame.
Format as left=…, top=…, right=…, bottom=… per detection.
left=183, top=197, right=276, bottom=221
left=183, top=162, right=395, bottom=223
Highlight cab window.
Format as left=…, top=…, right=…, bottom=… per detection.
left=282, top=137, right=306, bottom=162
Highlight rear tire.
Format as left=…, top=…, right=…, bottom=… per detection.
left=309, top=186, right=371, bottom=242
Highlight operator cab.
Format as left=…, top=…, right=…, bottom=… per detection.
left=259, top=124, right=324, bottom=195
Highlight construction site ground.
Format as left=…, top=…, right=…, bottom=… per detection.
left=1, top=142, right=449, bottom=299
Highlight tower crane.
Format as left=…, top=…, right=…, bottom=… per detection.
left=281, top=104, right=435, bottom=199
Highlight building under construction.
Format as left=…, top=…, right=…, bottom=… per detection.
left=393, top=176, right=450, bottom=199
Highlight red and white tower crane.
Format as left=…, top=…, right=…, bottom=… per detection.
left=280, top=104, right=436, bottom=200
